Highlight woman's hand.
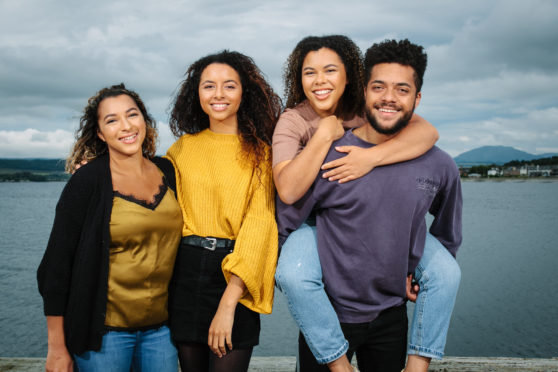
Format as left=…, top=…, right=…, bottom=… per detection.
left=207, top=274, right=246, bottom=357
left=45, top=343, right=73, bottom=372
left=45, top=316, right=73, bottom=372
left=208, top=303, right=236, bottom=357
left=316, top=115, right=344, bottom=142
left=321, top=113, right=439, bottom=183
left=321, top=145, right=378, bottom=183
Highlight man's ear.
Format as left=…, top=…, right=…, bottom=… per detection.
left=414, top=91, right=421, bottom=109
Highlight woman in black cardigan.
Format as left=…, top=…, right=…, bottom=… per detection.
left=37, top=84, right=182, bottom=372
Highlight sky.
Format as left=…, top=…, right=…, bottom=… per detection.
left=0, top=0, right=557, bottom=158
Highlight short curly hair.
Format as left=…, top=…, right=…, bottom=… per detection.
left=169, top=50, right=282, bottom=171
left=283, top=35, right=364, bottom=120
left=364, top=39, right=428, bottom=93
left=66, top=83, right=157, bottom=173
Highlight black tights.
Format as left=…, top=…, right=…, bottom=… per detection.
left=176, top=342, right=253, bottom=372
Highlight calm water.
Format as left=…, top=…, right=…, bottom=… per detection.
left=0, top=180, right=557, bottom=357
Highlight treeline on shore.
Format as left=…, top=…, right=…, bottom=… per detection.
left=0, top=171, right=70, bottom=182
left=0, top=159, right=69, bottom=182
left=3, top=156, right=558, bottom=182
left=460, top=156, right=558, bottom=178
left=504, top=156, right=558, bottom=167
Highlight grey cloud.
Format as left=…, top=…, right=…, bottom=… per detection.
left=1, top=0, right=557, bottom=158
left=427, top=0, right=558, bottom=83
left=419, top=71, right=558, bottom=127
left=30, top=132, right=48, bottom=142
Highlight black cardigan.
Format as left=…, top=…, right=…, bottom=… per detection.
left=37, top=154, right=176, bottom=355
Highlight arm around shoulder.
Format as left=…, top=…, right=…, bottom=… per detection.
left=366, top=113, right=438, bottom=166
left=321, top=114, right=438, bottom=183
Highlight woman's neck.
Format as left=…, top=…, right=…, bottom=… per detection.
left=108, top=151, right=162, bottom=201
left=209, top=117, right=239, bottom=134
left=108, top=151, right=147, bottom=178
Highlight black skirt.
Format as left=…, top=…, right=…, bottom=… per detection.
left=169, top=242, right=260, bottom=349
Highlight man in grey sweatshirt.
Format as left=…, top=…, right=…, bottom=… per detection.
left=276, top=39, right=462, bottom=372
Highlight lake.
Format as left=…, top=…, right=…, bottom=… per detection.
left=0, top=180, right=557, bottom=358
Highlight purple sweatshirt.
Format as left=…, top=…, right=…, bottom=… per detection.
left=276, top=130, right=462, bottom=323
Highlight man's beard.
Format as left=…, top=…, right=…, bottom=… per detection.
left=365, top=104, right=415, bottom=135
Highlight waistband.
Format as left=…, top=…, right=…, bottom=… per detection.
left=181, top=235, right=235, bottom=251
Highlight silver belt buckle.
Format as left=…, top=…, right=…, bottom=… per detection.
left=202, top=237, right=217, bottom=251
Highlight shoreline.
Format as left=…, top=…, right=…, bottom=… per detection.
left=461, top=177, right=558, bottom=182
left=1, top=356, right=558, bottom=371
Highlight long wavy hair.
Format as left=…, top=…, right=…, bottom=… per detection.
left=65, top=83, right=157, bottom=173
left=283, top=35, right=365, bottom=120
left=169, top=50, right=282, bottom=171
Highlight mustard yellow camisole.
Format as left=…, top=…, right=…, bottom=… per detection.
left=104, top=182, right=182, bottom=328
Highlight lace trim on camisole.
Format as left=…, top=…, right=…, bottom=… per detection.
left=114, top=182, right=168, bottom=211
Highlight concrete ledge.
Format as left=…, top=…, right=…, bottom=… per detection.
left=1, top=356, right=558, bottom=371
left=427, top=356, right=558, bottom=371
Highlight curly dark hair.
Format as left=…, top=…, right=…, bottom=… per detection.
left=283, top=35, right=364, bottom=120
left=169, top=50, right=282, bottom=171
left=364, top=39, right=428, bottom=93
left=66, top=83, right=157, bottom=173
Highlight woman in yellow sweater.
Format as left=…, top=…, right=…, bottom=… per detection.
left=165, top=50, right=282, bottom=372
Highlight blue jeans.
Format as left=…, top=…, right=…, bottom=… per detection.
left=407, top=233, right=461, bottom=359
left=74, top=325, right=178, bottom=372
left=275, top=223, right=348, bottom=364
left=275, top=224, right=460, bottom=364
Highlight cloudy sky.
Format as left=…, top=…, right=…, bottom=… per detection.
left=0, top=0, right=556, bottom=158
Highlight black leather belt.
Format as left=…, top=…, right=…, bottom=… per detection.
left=181, top=235, right=235, bottom=251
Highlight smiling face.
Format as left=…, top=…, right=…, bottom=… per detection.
left=364, top=62, right=421, bottom=135
left=96, top=94, right=146, bottom=159
left=301, top=48, right=347, bottom=118
left=198, top=63, right=243, bottom=132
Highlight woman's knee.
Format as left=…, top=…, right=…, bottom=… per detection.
left=439, top=252, right=461, bottom=291
left=275, top=254, right=322, bottom=294
left=422, top=252, right=461, bottom=295
left=274, top=257, right=296, bottom=291
left=275, top=225, right=320, bottom=292
left=421, top=235, right=461, bottom=289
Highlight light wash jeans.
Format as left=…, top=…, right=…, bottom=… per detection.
left=275, top=223, right=348, bottom=364
left=407, top=233, right=461, bottom=359
left=275, top=223, right=460, bottom=364
left=74, top=325, right=178, bottom=372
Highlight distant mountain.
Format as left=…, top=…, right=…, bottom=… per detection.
left=454, top=146, right=558, bottom=166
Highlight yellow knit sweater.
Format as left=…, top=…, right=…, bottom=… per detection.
left=165, top=129, right=278, bottom=314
